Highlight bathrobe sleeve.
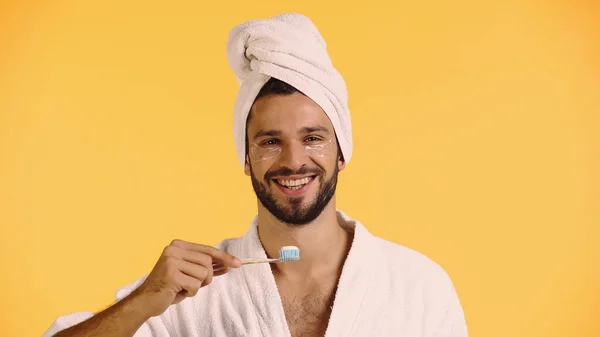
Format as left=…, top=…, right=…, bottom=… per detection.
left=425, top=267, right=469, bottom=337
left=41, top=275, right=174, bottom=337
left=41, top=311, right=172, bottom=337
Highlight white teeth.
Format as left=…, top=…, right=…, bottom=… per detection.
left=277, top=177, right=311, bottom=188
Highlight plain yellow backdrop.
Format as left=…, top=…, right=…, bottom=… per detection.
left=1, top=1, right=599, bottom=336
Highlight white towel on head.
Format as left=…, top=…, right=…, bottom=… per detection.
left=226, top=12, right=353, bottom=168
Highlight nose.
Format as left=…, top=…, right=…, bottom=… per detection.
left=277, top=141, right=309, bottom=171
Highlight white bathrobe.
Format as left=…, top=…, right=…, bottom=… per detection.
left=43, top=210, right=468, bottom=337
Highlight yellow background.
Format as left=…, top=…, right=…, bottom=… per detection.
left=1, top=1, right=599, bottom=336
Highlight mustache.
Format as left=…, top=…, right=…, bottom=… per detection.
left=264, top=166, right=323, bottom=180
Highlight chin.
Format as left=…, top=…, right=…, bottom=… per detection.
left=251, top=167, right=338, bottom=227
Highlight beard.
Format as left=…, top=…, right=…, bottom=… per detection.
left=249, top=163, right=339, bottom=226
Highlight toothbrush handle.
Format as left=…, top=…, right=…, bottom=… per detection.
left=212, top=258, right=279, bottom=272
left=241, top=258, right=280, bottom=265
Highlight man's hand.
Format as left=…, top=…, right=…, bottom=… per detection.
left=53, top=240, right=241, bottom=337
left=130, top=240, right=242, bottom=318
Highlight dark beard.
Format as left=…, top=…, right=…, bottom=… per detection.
left=249, top=163, right=339, bottom=226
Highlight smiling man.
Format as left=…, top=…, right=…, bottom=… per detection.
left=247, top=83, right=342, bottom=226
left=43, top=13, right=468, bottom=337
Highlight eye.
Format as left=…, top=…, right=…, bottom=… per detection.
left=305, top=136, right=322, bottom=142
left=262, top=139, right=280, bottom=146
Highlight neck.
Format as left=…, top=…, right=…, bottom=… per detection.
left=256, top=199, right=352, bottom=279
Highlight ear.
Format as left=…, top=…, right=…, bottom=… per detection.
left=244, top=156, right=251, bottom=176
left=337, top=154, right=347, bottom=171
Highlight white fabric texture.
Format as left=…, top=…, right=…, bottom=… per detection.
left=226, top=12, right=353, bottom=168
left=42, top=210, right=468, bottom=337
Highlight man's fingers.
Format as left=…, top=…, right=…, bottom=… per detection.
left=205, top=250, right=241, bottom=268
left=176, top=273, right=203, bottom=298
left=179, top=249, right=213, bottom=268
left=163, top=245, right=214, bottom=269
left=213, top=266, right=230, bottom=277
left=176, top=260, right=213, bottom=286
left=170, top=240, right=241, bottom=268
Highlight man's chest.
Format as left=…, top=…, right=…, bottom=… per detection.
left=280, top=291, right=335, bottom=337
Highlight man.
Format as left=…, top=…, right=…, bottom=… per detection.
left=43, top=13, right=468, bottom=337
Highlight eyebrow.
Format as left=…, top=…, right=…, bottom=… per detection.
left=253, top=129, right=281, bottom=140
left=299, top=126, right=330, bottom=134
left=252, top=125, right=331, bottom=140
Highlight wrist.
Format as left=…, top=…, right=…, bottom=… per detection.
left=116, top=290, right=153, bottom=324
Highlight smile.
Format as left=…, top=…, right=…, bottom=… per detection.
left=272, top=176, right=316, bottom=195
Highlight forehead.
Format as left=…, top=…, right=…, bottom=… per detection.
left=248, top=93, right=334, bottom=134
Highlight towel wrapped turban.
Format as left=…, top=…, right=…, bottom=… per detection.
left=226, top=12, right=353, bottom=167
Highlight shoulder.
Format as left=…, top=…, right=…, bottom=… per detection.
left=377, top=237, right=447, bottom=273
left=340, top=210, right=458, bottom=294
left=375, top=236, right=455, bottom=288
left=214, top=236, right=242, bottom=254
left=370, top=237, right=468, bottom=335
left=374, top=237, right=469, bottom=335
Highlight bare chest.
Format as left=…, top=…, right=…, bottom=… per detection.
left=279, top=288, right=336, bottom=337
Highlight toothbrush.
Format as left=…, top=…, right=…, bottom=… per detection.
left=240, top=246, right=300, bottom=264
left=212, top=246, right=299, bottom=271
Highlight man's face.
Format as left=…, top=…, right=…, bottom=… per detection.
left=245, top=93, right=345, bottom=226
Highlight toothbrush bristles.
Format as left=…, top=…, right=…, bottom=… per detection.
left=279, top=246, right=300, bottom=262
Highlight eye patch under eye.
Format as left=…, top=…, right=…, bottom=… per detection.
left=248, top=138, right=337, bottom=162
